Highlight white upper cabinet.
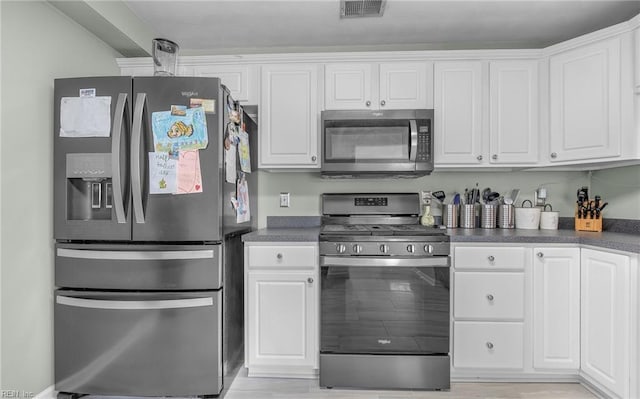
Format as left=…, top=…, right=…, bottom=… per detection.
left=259, top=64, right=320, bottom=168
left=489, top=60, right=539, bottom=164
left=635, top=28, right=640, bottom=91
left=324, top=62, right=432, bottom=110
left=192, top=64, right=258, bottom=103
left=549, top=37, right=622, bottom=162
left=434, top=60, right=539, bottom=167
left=434, top=61, right=484, bottom=165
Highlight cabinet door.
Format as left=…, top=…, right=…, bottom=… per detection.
left=434, top=62, right=483, bottom=165
left=532, top=248, right=580, bottom=370
left=193, top=64, right=258, bottom=103
left=489, top=60, right=539, bottom=164
left=324, top=63, right=373, bottom=110
left=260, top=64, right=320, bottom=168
left=581, top=248, right=630, bottom=398
left=379, top=62, right=431, bottom=109
left=247, top=272, right=318, bottom=369
left=549, top=37, right=622, bottom=162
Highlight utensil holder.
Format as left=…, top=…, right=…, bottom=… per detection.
left=445, top=204, right=459, bottom=228
left=498, top=204, right=515, bottom=229
left=480, top=204, right=497, bottom=229
left=460, top=204, right=476, bottom=229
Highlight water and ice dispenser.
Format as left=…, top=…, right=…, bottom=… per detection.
left=66, top=153, right=113, bottom=221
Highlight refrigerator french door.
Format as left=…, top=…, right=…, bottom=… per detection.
left=54, top=76, right=228, bottom=242
left=53, top=76, right=250, bottom=397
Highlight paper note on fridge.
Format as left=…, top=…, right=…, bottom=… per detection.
left=149, top=152, right=177, bottom=194
left=152, top=106, right=208, bottom=152
left=59, top=96, right=112, bottom=137
left=176, top=150, right=203, bottom=194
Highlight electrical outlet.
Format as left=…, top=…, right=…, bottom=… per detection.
left=279, top=192, right=290, bottom=208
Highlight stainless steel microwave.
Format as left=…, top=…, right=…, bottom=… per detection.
left=320, top=109, right=434, bottom=178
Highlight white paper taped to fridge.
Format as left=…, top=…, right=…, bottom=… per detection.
left=60, top=96, right=112, bottom=137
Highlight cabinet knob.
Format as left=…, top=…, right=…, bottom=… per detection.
left=487, top=255, right=495, bottom=262
left=365, top=101, right=371, bottom=107
left=486, top=342, right=494, bottom=349
left=311, top=155, right=317, bottom=162
left=477, top=155, right=483, bottom=161
left=537, top=252, right=544, bottom=258
left=492, top=154, right=498, bottom=160
left=276, top=253, right=283, bottom=260
left=307, top=277, right=314, bottom=284
left=486, top=294, right=494, bottom=301
left=380, top=100, right=386, bottom=106
left=550, top=152, right=558, bottom=159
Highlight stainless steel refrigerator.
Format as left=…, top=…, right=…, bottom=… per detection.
left=53, top=76, right=257, bottom=397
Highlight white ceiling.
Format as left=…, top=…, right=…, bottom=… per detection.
left=123, top=0, right=640, bottom=55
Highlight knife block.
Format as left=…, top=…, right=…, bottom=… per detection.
left=574, top=206, right=603, bottom=232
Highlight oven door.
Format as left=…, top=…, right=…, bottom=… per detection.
left=320, top=256, right=450, bottom=356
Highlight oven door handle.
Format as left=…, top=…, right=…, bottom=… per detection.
left=320, top=256, right=450, bottom=268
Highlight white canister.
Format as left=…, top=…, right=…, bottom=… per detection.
left=515, top=200, right=541, bottom=229
left=540, top=204, right=559, bottom=230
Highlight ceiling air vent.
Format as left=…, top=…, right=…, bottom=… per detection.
left=340, top=0, right=387, bottom=18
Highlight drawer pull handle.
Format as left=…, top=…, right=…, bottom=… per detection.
left=276, top=253, right=283, bottom=260
left=486, top=294, right=494, bottom=301
left=537, top=252, right=544, bottom=258
left=487, top=255, right=495, bottom=262
left=486, top=342, right=494, bottom=349
left=307, top=277, right=314, bottom=284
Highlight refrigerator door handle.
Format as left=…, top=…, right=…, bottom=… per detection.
left=111, top=93, right=128, bottom=224
left=131, top=92, right=147, bottom=223
left=56, top=295, right=214, bottom=310
left=57, top=248, right=215, bottom=260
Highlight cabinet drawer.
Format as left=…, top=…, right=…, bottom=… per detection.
left=454, top=272, right=524, bottom=320
left=455, top=247, right=526, bottom=270
left=453, top=321, right=524, bottom=369
left=248, top=245, right=317, bottom=269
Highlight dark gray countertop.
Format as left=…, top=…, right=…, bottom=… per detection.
left=242, top=226, right=639, bottom=254
left=242, top=227, right=321, bottom=243
left=447, top=228, right=640, bottom=254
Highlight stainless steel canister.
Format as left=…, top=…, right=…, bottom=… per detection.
left=445, top=204, right=459, bottom=228
left=459, top=204, right=476, bottom=228
left=498, top=204, right=515, bottom=229
left=481, top=204, right=498, bottom=229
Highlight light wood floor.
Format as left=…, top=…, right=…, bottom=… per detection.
left=225, top=368, right=597, bottom=399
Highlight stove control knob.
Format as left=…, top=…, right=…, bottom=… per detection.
left=379, top=244, right=389, bottom=253
left=353, top=244, right=363, bottom=254
left=406, top=244, right=415, bottom=253
left=424, top=244, right=434, bottom=254
left=336, top=244, right=347, bottom=254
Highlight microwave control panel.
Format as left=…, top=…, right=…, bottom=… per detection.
left=416, top=120, right=431, bottom=162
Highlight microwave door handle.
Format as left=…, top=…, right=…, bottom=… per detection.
left=409, top=119, right=418, bottom=161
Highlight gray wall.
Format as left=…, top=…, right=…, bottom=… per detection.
left=257, top=170, right=593, bottom=227
left=591, top=165, right=640, bottom=220
left=0, top=1, right=120, bottom=393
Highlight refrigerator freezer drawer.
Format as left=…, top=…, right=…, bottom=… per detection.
left=55, top=243, right=222, bottom=290
left=54, top=289, right=223, bottom=397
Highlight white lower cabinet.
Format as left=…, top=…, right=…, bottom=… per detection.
left=244, top=242, right=319, bottom=378
left=454, top=322, right=524, bottom=369
left=580, top=248, right=631, bottom=398
left=452, top=245, right=529, bottom=374
left=532, top=247, right=580, bottom=370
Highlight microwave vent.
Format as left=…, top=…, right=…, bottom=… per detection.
left=340, top=0, right=386, bottom=18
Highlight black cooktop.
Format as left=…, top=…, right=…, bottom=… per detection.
left=320, top=224, right=445, bottom=236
